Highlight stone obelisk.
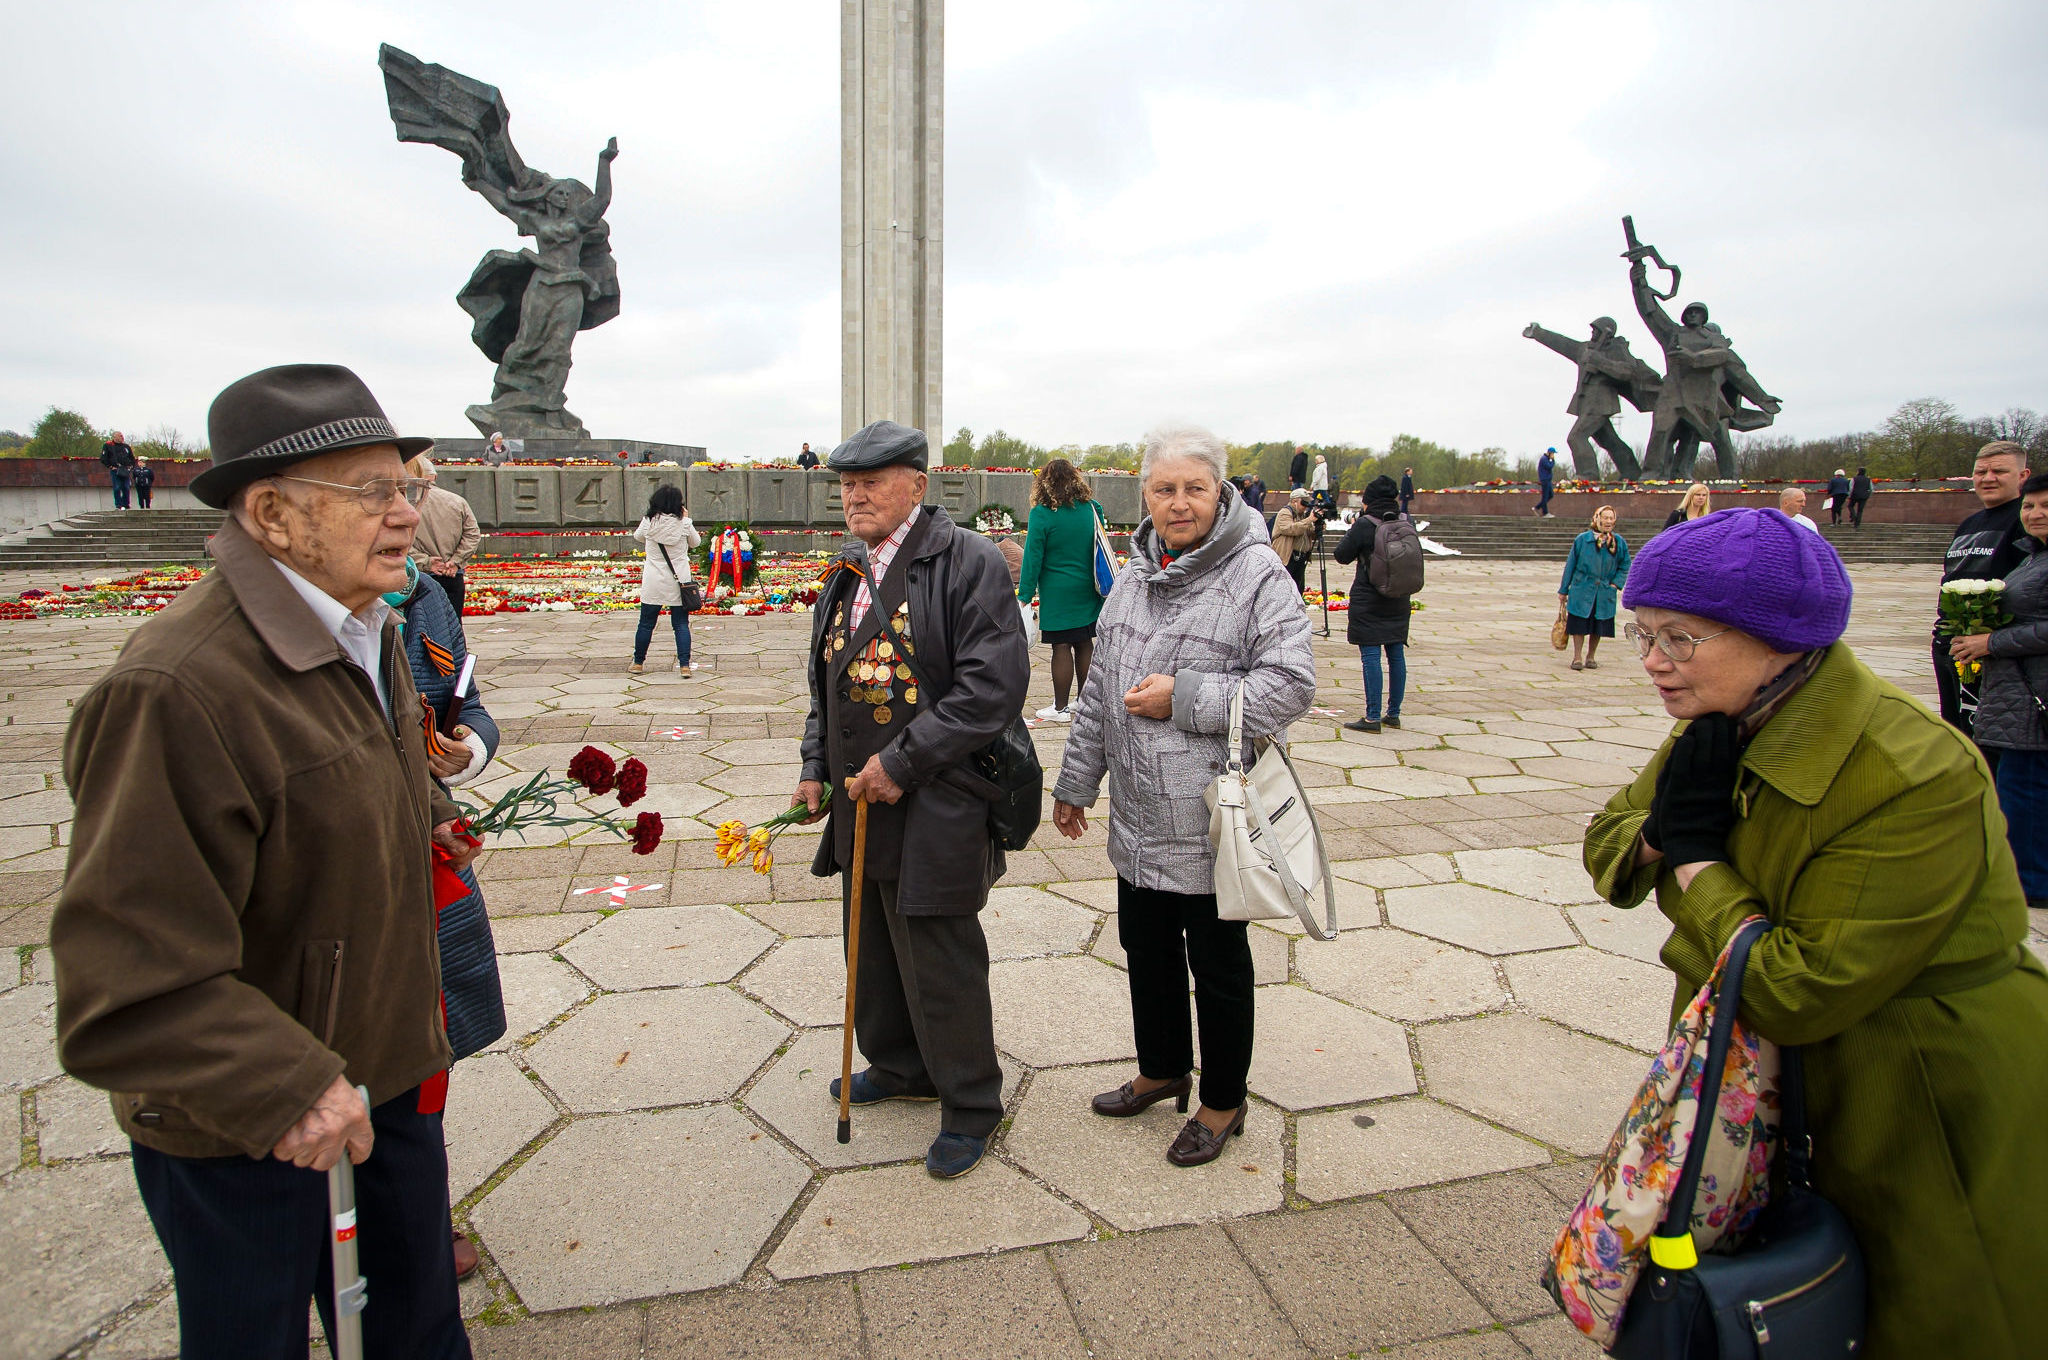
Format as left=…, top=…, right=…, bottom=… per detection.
left=841, top=0, right=942, bottom=442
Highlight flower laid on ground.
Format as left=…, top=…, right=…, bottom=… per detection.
left=974, top=503, right=1016, bottom=534
left=456, top=746, right=663, bottom=853
left=1937, top=579, right=2009, bottom=681
left=715, top=789, right=833, bottom=874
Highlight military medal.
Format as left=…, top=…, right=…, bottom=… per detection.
left=878, top=640, right=894, bottom=660
left=896, top=663, right=913, bottom=681
left=873, top=705, right=893, bottom=725
left=904, top=686, right=918, bottom=705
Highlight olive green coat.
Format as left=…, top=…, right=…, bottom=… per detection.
left=1585, top=642, right=2048, bottom=1360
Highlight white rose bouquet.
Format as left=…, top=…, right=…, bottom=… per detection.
left=1937, top=579, right=2009, bottom=681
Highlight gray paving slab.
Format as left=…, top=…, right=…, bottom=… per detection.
left=1452, top=847, right=1605, bottom=905
left=1385, top=882, right=1578, bottom=955
left=1564, top=901, right=1674, bottom=966
left=1391, top=1172, right=1574, bottom=1322
left=980, top=885, right=1097, bottom=960
left=768, top=1160, right=1087, bottom=1279
left=474, top=1105, right=809, bottom=1310
left=85, top=1292, right=178, bottom=1359
left=34, top=1075, right=125, bottom=1160
left=1006, top=1063, right=1283, bottom=1231
left=445, top=1052, right=560, bottom=1200
left=1050, top=1224, right=1310, bottom=1358
left=641, top=1276, right=862, bottom=1358
left=487, top=952, right=593, bottom=1051
left=1227, top=1197, right=1494, bottom=1354
left=468, top=1304, right=645, bottom=1358
left=1296, top=927, right=1506, bottom=1022
left=989, top=956, right=1137, bottom=1066
left=524, top=987, right=788, bottom=1112
left=486, top=911, right=601, bottom=954
left=1419, top=1014, right=1642, bottom=1156
left=1245, top=984, right=1416, bottom=1109
left=1513, top=1314, right=1606, bottom=1357
left=0, top=1160, right=168, bottom=1360
left=0, top=982, right=59, bottom=1092
left=740, top=936, right=847, bottom=1027
left=1295, top=1097, right=1549, bottom=1201
left=1504, top=947, right=1673, bottom=1051
left=858, top=1251, right=1088, bottom=1360
left=560, top=904, right=776, bottom=990
left=1, top=1090, right=19, bottom=1175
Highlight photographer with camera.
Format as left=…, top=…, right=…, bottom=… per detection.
left=1271, top=489, right=1315, bottom=595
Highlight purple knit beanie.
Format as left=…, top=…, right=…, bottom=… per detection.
left=1621, top=508, right=1853, bottom=653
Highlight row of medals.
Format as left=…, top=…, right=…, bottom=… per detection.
left=834, top=600, right=918, bottom=725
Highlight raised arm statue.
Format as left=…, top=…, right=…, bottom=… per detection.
left=1523, top=318, right=1660, bottom=480
left=1622, top=218, right=1781, bottom=479
left=380, top=45, right=621, bottom=440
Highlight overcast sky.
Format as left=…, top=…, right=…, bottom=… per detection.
left=3, top=1, right=2043, bottom=459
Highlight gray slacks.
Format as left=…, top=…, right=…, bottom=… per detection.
left=842, top=876, right=1003, bottom=1137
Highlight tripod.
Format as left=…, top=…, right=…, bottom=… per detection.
left=1311, top=511, right=1332, bottom=638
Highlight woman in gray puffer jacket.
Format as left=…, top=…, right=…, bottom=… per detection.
left=1051, top=423, right=1316, bottom=1168
left=1950, top=472, right=2048, bottom=905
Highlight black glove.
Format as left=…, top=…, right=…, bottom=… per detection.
left=1650, top=712, right=1743, bottom=866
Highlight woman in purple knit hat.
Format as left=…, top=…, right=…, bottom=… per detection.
left=1579, top=508, right=2048, bottom=1358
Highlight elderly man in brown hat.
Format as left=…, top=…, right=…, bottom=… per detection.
left=52, top=363, right=475, bottom=1358
left=792, top=419, right=1030, bottom=1180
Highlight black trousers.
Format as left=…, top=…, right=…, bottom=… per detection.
left=1850, top=497, right=1867, bottom=527
left=131, top=1086, right=470, bottom=1360
left=430, top=571, right=465, bottom=618
left=1285, top=555, right=1307, bottom=594
left=1116, top=877, right=1254, bottom=1110
left=845, top=876, right=1004, bottom=1137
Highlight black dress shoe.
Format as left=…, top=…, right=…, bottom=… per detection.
left=1091, top=1075, right=1192, bottom=1117
left=1344, top=718, right=1381, bottom=733
left=1166, top=1106, right=1247, bottom=1167
left=1382, top=716, right=1402, bottom=729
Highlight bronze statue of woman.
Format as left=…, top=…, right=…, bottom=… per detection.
left=380, top=45, right=622, bottom=439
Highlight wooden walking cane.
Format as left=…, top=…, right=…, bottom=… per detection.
left=837, top=784, right=871, bottom=1144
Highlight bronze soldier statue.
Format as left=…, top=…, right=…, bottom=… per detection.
left=1623, top=218, right=1782, bottom=479
left=1522, top=317, right=1662, bottom=480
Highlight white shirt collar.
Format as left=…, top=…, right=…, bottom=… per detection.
left=271, top=559, right=394, bottom=713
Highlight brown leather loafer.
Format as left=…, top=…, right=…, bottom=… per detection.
left=1091, top=1075, right=1192, bottom=1118
left=452, top=1228, right=480, bottom=1279
left=1166, top=1106, right=1247, bottom=1167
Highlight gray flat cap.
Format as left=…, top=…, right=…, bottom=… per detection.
left=828, top=420, right=928, bottom=473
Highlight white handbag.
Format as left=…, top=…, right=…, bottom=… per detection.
left=1204, top=681, right=1337, bottom=940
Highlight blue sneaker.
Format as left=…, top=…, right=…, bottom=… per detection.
left=828, top=1069, right=936, bottom=1106
left=925, top=1132, right=988, bottom=1179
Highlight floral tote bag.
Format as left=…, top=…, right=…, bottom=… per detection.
left=1543, top=916, right=1781, bottom=1348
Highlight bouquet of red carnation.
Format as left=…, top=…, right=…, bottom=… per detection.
left=456, top=745, right=663, bottom=853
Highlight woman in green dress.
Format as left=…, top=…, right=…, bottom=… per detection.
left=1017, top=458, right=1109, bottom=722
left=1583, top=507, right=2048, bottom=1359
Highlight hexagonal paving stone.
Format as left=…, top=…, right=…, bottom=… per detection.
left=35, top=1076, right=125, bottom=1159
left=769, top=1160, right=1088, bottom=1279
left=1005, top=1063, right=1284, bottom=1231
left=1419, top=1014, right=1642, bottom=1156
left=703, top=762, right=804, bottom=797
left=444, top=1052, right=560, bottom=1199
left=981, top=886, right=1097, bottom=960
left=989, top=956, right=1137, bottom=1066
left=1402, top=748, right=1522, bottom=779
left=0, top=1160, right=168, bottom=1360
left=1566, top=902, right=1674, bottom=966
left=486, top=953, right=594, bottom=1052
left=1504, top=948, right=1673, bottom=1052
left=1452, top=848, right=1604, bottom=906
left=1348, top=767, right=1475, bottom=799
left=561, top=904, right=775, bottom=991
left=1245, top=985, right=1415, bottom=1110
left=741, top=936, right=846, bottom=1027
left=525, top=987, right=788, bottom=1112
left=703, top=737, right=798, bottom=765
left=1046, top=878, right=1119, bottom=913
left=1384, top=883, right=1576, bottom=956
left=1296, top=928, right=1505, bottom=1023
left=0, top=982, right=59, bottom=1092
left=473, top=1105, right=809, bottom=1309
left=741, top=1027, right=1022, bottom=1169
left=1294, top=1098, right=1548, bottom=1201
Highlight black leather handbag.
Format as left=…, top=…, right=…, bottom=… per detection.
left=1612, top=919, right=1867, bottom=1359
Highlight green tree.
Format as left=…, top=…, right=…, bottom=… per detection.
left=1077, top=442, right=1138, bottom=471
left=132, top=424, right=207, bottom=462
left=23, top=406, right=102, bottom=460
left=1869, top=397, right=1975, bottom=482
left=0, top=430, right=26, bottom=451
left=972, top=429, right=1048, bottom=469
left=942, top=426, right=975, bottom=467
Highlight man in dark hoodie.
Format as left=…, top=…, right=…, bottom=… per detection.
left=1332, top=475, right=1418, bottom=733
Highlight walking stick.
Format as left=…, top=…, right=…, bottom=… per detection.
left=836, top=787, right=871, bottom=1144
left=327, top=1085, right=372, bottom=1360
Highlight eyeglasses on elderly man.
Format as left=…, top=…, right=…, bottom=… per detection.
left=274, top=474, right=433, bottom=514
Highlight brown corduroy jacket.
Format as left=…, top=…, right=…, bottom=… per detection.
left=52, top=519, right=458, bottom=1158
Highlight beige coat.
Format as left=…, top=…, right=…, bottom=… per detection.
left=1271, top=505, right=1313, bottom=562
left=409, top=485, right=481, bottom=569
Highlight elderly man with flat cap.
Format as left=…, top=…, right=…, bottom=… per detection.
left=792, top=419, right=1030, bottom=1178
left=51, top=363, right=476, bottom=1358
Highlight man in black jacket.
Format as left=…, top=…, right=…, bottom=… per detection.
left=100, top=432, right=136, bottom=509
left=1288, top=446, right=1308, bottom=490
left=796, top=442, right=820, bottom=469
left=1936, top=441, right=2032, bottom=745
left=792, top=419, right=1029, bottom=1180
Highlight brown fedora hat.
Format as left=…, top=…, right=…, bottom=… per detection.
left=191, top=364, right=432, bottom=509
